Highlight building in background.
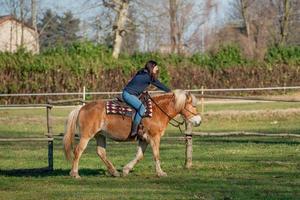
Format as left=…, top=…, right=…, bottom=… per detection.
left=0, top=15, right=39, bottom=53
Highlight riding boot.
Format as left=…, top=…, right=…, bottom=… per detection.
left=130, top=122, right=139, bottom=137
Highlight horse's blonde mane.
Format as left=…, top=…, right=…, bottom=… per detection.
left=173, top=89, right=188, bottom=111
left=150, top=90, right=197, bottom=111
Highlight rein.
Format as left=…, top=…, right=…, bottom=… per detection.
left=148, top=94, right=186, bottom=134
left=183, top=107, right=198, bottom=116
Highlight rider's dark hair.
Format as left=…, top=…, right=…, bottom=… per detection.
left=144, top=60, right=158, bottom=80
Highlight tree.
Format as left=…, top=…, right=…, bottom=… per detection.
left=169, top=0, right=178, bottom=53
left=121, top=7, right=139, bottom=54
left=38, top=9, right=60, bottom=49
left=38, top=9, right=80, bottom=50
left=279, top=0, right=291, bottom=45
left=58, top=11, right=81, bottom=46
left=90, top=5, right=115, bottom=47
left=102, top=0, right=130, bottom=59
left=271, top=0, right=300, bottom=46
left=20, top=0, right=25, bottom=46
left=133, top=0, right=216, bottom=54
left=224, top=0, right=275, bottom=59
left=31, top=0, right=39, bottom=52
left=224, top=0, right=299, bottom=60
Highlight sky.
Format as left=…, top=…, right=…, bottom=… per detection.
left=0, top=0, right=232, bottom=48
left=0, top=0, right=231, bottom=23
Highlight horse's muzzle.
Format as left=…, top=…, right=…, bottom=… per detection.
left=189, top=115, right=201, bottom=127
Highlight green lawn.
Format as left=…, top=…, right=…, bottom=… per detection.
left=203, top=101, right=300, bottom=112
left=0, top=102, right=300, bottom=199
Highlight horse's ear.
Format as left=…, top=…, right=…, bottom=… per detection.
left=185, top=91, right=192, bottom=102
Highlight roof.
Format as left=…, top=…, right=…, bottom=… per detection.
left=0, top=15, right=35, bottom=30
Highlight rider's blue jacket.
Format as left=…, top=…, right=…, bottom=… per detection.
left=123, top=69, right=171, bottom=96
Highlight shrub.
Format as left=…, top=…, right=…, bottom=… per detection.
left=209, top=45, right=245, bottom=69
left=265, top=46, right=300, bottom=65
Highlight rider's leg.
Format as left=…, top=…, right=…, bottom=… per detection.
left=131, top=103, right=146, bottom=136
left=122, top=90, right=146, bottom=136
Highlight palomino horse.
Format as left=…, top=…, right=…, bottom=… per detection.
left=63, top=90, right=201, bottom=178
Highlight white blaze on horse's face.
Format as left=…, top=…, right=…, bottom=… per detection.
left=188, top=115, right=201, bottom=127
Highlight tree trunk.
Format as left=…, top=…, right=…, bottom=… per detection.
left=20, top=0, right=24, bottom=47
left=177, top=25, right=183, bottom=54
left=169, top=0, right=177, bottom=53
left=112, top=0, right=129, bottom=59
left=31, top=0, right=40, bottom=53
left=279, top=0, right=291, bottom=45
left=240, top=0, right=250, bottom=37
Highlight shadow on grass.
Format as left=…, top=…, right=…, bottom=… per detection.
left=0, top=167, right=106, bottom=177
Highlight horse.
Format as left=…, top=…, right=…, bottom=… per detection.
left=63, top=89, right=201, bottom=178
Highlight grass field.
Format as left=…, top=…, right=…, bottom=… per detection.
left=0, top=102, right=300, bottom=200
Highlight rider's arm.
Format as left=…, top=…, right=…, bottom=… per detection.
left=151, top=78, right=171, bottom=93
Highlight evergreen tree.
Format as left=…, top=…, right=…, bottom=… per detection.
left=58, top=11, right=80, bottom=46
left=38, top=9, right=80, bottom=50
left=38, top=9, right=60, bottom=49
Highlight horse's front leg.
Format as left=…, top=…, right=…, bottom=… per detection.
left=123, top=139, right=148, bottom=176
left=150, top=135, right=167, bottom=177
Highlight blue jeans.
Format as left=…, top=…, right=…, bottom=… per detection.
left=122, top=90, right=146, bottom=126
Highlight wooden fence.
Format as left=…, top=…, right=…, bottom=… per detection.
left=1, top=88, right=300, bottom=171
left=0, top=103, right=54, bottom=171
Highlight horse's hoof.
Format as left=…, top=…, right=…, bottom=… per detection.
left=122, top=168, right=130, bottom=176
left=70, top=171, right=81, bottom=179
left=111, top=170, right=120, bottom=177
left=157, top=171, right=167, bottom=177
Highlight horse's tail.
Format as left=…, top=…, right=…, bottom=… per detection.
left=63, top=106, right=82, bottom=161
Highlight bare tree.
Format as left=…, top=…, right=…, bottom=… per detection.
left=31, top=0, right=39, bottom=52
left=133, top=0, right=168, bottom=52
left=288, top=0, right=300, bottom=45
left=20, top=0, right=25, bottom=46
left=229, top=0, right=255, bottom=37
left=102, top=0, right=130, bottom=59
left=240, top=0, right=252, bottom=37
left=279, top=0, right=291, bottom=45
left=271, top=0, right=296, bottom=45
left=169, top=0, right=178, bottom=53
left=223, top=0, right=276, bottom=59
left=136, top=0, right=217, bottom=54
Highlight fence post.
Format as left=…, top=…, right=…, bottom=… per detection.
left=46, top=104, right=53, bottom=171
left=201, top=86, right=204, bottom=114
left=83, top=86, right=86, bottom=105
left=185, top=122, right=193, bottom=169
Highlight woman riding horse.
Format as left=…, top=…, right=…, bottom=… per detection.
left=122, top=60, right=170, bottom=137
left=63, top=62, right=201, bottom=178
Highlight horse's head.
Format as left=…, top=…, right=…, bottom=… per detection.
left=173, top=90, right=201, bottom=127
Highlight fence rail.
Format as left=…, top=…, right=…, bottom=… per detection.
left=0, top=104, right=54, bottom=171
left=1, top=86, right=300, bottom=171
left=0, top=138, right=54, bottom=142
left=1, top=86, right=300, bottom=98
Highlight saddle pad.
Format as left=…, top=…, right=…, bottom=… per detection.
left=106, top=98, right=153, bottom=118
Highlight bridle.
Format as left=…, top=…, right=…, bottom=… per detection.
left=148, top=93, right=199, bottom=134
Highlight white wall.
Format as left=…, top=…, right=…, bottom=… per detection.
left=0, top=20, right=39, bottom=53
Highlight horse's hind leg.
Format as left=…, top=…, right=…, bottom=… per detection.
left=70, top=137, right=90, bottom=178
left=95, top=134, right=120, bottom=177
left=123, top=139, right=148, bottom=176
